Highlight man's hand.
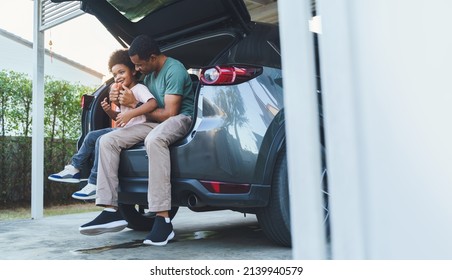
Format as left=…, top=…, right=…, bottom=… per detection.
left=109, top=83, right=121, bottom=106
left=119, top=85, right=138, bottom=108
left=116, top=111, right=134, bottom=127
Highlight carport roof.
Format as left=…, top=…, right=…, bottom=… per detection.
left=245, top=0, right=278, bottom=24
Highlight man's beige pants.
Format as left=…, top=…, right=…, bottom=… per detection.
left=95, top=114, right=192, bottom=212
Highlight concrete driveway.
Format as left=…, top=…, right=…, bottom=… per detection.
left=0, top=207, right=291, bottom=260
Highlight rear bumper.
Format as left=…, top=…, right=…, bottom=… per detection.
left=118, top=178, right=270, bottom=208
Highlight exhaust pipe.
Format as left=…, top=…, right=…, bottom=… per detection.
left=187, top=194, right=205, bottom=208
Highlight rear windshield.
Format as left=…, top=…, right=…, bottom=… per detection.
left=107, top=0, right=178, bottom=22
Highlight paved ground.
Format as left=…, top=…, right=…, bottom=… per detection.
left=0, top=207, right=292, bottom=260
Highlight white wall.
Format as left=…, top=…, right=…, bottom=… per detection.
left=318, top=0, right=452, bottom=259
left=0, top=29, right=103, bottom=87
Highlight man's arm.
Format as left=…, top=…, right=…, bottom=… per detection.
left=147, top=94, right=182, bottom=123
left=119, top=89, right=182, bottom=123
left=116, top=98, right=158, bottom=127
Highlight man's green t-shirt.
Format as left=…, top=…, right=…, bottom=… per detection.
left=143, top=57, right=194, bottom=118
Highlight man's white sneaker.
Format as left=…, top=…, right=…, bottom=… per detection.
left=72, top=183, right=96, bottom=200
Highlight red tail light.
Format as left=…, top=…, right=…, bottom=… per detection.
left=81, top=94, right=94, bottom=110
left=200, top=65, right=262, bottom=85
left=200, top=180, right=250, bottom=194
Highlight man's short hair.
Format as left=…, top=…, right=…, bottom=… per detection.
left=128, top=35, right=161, bottom=60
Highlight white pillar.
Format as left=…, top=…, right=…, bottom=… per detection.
left=31, top=0, right=45, bottom=219
left=318, top=0, right=452, bottom=259
left=316, top=0, right=367, bottom=259
left=278, top=0, right=327, bottom=259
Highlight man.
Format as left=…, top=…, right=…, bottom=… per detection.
left=79, top=35, right=194, bottom=246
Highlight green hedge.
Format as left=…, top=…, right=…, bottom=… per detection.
left=0, top=70, right=97, bottom=208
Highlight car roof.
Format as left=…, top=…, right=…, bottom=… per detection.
left=52, top=0, right=251, bottom=47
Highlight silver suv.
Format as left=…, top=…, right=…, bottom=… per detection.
left=58, top=0, right=297, bottom=246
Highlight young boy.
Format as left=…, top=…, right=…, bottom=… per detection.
left=48, top=49, right=157, bottom=200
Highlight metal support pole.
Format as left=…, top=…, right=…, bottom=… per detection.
left=31, top=0, right=45, bottom=219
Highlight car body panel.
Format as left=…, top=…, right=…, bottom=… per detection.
left=170, top=67, right=284, bottom=182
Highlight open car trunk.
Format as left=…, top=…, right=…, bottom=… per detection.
left=51, top=0, right=251, bottom=45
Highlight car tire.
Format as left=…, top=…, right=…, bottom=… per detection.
left=118, top=204, right=179, bottom=231
left=256, top=148, right=291, bottom=247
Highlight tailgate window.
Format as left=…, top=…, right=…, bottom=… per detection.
left=107, top=0, right=178, bottom=22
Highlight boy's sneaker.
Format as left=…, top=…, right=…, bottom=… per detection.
left=72, top=183, right=96, bottom=200
left=79, top=208, right=128, bottom=235
left=143, top=216, right=175, bottom=246
left=48, top=165, right=81, bottom=183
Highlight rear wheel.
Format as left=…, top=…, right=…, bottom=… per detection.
left=256, top=148, right=291, bottom=246
left=118, top=204, right=179, bottom=231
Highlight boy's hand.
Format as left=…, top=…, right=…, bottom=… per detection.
left=116, top=111, right=133, bottom=127
left=119, top=85, right=138, bottom=108
left=101, top=97, right=111, bottom=112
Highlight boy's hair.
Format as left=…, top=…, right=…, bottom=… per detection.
left=108, top=49, right=136, bottom=73
left=128, top=35, right=161, bottom=61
